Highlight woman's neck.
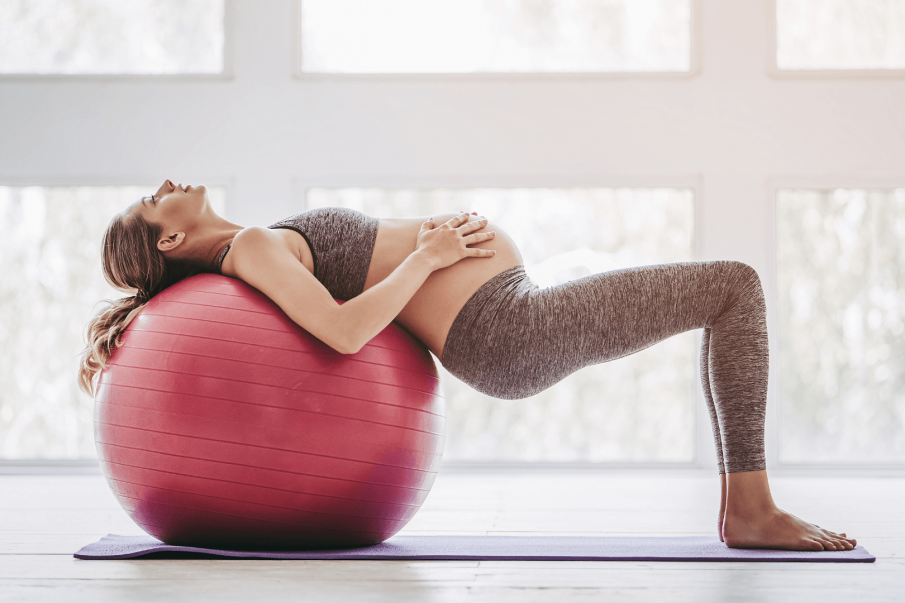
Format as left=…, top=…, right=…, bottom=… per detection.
left=190, top=215, right=245, bottom=272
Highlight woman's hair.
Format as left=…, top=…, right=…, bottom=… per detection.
left=78, top=209, right=201, bottom=396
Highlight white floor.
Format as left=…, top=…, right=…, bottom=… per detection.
left=1, top=469, right=902, bottom=602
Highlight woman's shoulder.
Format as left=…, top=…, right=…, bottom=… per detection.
left=226, top=225, right=315, bottom=275
left=231, top=225, right=286, bottom=252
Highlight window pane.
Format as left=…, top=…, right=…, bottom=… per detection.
left=778, top=189, right=905, bottom=463
left=0, top=186, right=226, bottom=459
left=301, top=0, right=692, bottom=73
left=307, top=188, right=696, bottom=462
left=0, top=0, right=225, bottom=74
left=777, top=0, right=905, bottom=70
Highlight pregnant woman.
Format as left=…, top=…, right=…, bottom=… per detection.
left=79, top=179, right=855, bottom=552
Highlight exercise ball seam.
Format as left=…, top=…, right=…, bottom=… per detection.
left=94, top=419, right=443, bottom=468
left=136, top=309, right=428, bottom=356
left=102, top=461, right=427, bottom=511
left=97, top=440, right=434, bottom=492
left=115, top=337, right=443, bottom=382
left=97, top=382, right=445, bottom=429
left=97, top=380, right=444, bottom=427
left=98, top=394, right=444, bottom=437
left=102, top=360, right=444, bottom=401
left=128, top=327, right=436, bottom=368
left=148, top=274, right=430, bottom=350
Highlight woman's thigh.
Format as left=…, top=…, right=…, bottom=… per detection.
left=441, top=260, right=758, bottom=399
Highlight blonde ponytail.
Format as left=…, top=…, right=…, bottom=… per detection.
left=78, top=294, right=147, bottom=396
left=78, top=205, right=202, bottom=396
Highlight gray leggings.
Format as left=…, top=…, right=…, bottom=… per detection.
left=440, top=261, right=768, bottom=474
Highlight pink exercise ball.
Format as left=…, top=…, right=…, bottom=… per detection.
left=95, top=273, right=446, bottom=550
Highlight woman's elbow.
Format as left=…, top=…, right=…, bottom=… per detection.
left=333, top=342, right=360, bottom=355
left=330, top=333, right=362, bottom=355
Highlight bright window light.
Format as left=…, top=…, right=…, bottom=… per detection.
left=0, top=186, right=226, bottom=459
left=0, top=0, right=225, bottom=75
left=778, top=188, right=905, bottom=463
left=776, top=0, right=905, bottom=70
left=301, top=0, right=692, bottom=74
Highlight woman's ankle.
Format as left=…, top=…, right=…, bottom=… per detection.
left=725, top=469, right=777, bottom=516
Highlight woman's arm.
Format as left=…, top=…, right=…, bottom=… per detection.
left=231, top=213, right=495, bottom=354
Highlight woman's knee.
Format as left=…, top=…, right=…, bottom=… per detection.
left=722, top=261, right=767, bottom=317
left=724, top=261, right=763, bottom=292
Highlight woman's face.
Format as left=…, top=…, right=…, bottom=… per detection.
left=133, top=179, right=209, bottom=224
left=131, top=179, right=211, bottom=253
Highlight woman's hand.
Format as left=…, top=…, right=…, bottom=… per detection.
left=416, top=212, right=497, bottom=270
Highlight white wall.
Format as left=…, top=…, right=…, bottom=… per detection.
left=1, top=0, right=903, bottom=467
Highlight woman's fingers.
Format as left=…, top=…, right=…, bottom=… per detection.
left=467, top=247, right=496, bottom=257
left=459, top=217, right=489, bottom=233
left=464, top=231, right=495, bottom=244
left=445, top=212, right=471, bottom=227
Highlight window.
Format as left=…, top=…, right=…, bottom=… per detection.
left=0, top=0, right=226, bottom=75
left=300, top=0, right=693, bottom=74
left=777, top=188, right=905, bottom=463
left=0, top=186, right=226, bottom=459
left=308, top=187, right=696, bottom=461
left=776, top=0, right=905, bottom=70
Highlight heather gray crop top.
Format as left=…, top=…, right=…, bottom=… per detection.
left=215, top=207, right=380, bottom=301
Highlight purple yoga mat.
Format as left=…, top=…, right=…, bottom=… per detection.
left=74, top=534, right=875, bottom=562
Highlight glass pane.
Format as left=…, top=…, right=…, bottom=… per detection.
left=307, top=188, right=696, bottom=462
left=0, top=185, right=226, bottom=459
left=777, top=0, right=905, bottom=70
left=0, top=0, right=225, bottom=74
left=301, top=0, right=692, bottom=73
left=778, top=189, right=905, bottom=463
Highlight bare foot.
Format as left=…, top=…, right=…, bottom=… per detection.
left=723, top=507, right=857, bottom=550
left=722, top=470, right=857, bottom=551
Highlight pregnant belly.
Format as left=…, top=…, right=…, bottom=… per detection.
left=362, top=213, right=524, bottom=360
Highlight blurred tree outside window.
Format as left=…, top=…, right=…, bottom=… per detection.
left=301, top=0, right=692, bottom=73
left=0, top=0, right=225, bottom=74
left=776, top=0, right=905, bottom=70
left=0, top=186, right=226, bottom=459
left=778, top=188, right=905, bottom=463
left=307, top=188, right=696, bottom=462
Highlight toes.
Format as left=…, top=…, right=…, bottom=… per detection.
left=823, top=538, right=855, bottom=551
left=817, top=539, right=837, bottom=551
left=830, top=537, right=852, bottom=550
left=826, top=531, right=857, bottom=548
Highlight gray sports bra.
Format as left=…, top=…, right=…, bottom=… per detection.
left=215, top=207, right=380, bottom=301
